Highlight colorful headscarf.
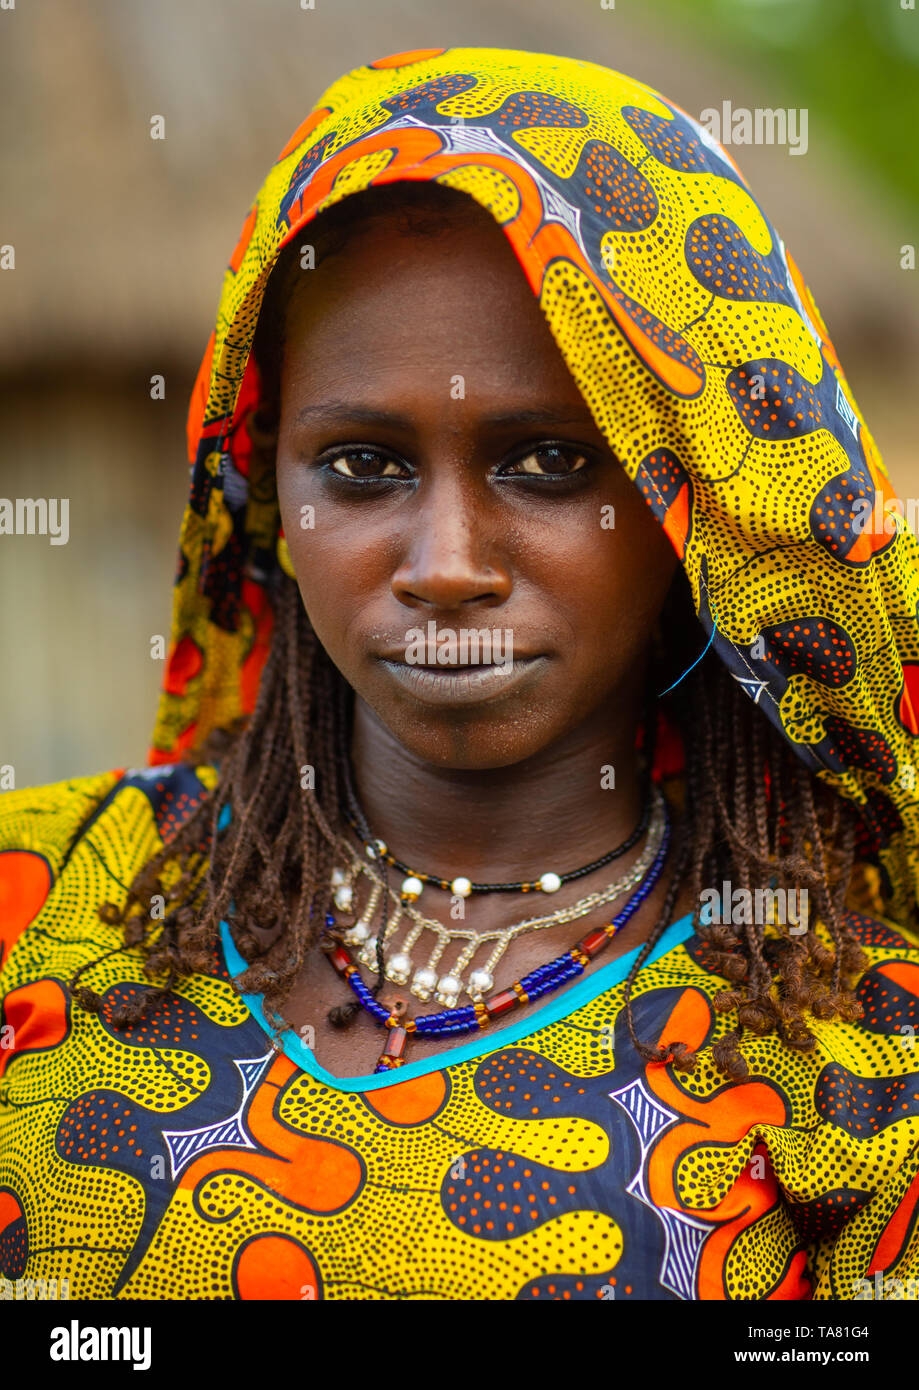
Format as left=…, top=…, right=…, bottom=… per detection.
left=149, top=46, right=919, bottom=928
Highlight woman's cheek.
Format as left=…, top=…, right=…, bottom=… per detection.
left=290, top=548, right=383, bottom=674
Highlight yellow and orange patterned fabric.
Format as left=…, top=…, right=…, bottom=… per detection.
left=2, top=763, right=919, bottom=1300
left=4, top=48, right=919, bottom=1302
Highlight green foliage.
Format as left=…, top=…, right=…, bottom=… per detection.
left=644, top=0, right=919, bottom=219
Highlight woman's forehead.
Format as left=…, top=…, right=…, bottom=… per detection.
left=278, top=206, right=567, bottom=387
left=283, top=188, right=516, bottom=308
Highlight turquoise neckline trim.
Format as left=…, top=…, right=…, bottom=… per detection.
left=218, top=910, right=698, bottom=1093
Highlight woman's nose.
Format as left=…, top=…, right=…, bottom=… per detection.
left=390, top=471, right=512, bottom=611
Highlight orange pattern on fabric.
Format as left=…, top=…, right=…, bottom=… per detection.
left=0, top=978, right=68, bottom=1077
left=363, top=1071, right=448, bottom=1124
left=178, top=1055, right=365, bottom=1212
left=234, top=1234, right=320, bottom=1300
left=0, top=850, right=52, bottom=961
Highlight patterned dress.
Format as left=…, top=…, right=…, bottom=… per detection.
left=2, top=763, right=919, bottom=1301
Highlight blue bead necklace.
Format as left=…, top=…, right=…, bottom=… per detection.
left=322, top=806, right=672, bottom=1073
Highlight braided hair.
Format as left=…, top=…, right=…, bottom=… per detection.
left=71, top=181, right=880, bottom=1079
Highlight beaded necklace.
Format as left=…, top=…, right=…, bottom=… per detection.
left=322, top=799, right=672, bottom=1074
left=331, top=786, right=665, bottom=1006
left=344, top=792, right=650, bottom=900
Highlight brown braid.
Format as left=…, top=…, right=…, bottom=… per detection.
left=73, top=557, right=873, bottom=1079
left=70, top=180, right=888, bottom=1078
left=620, top=576, right=871, bottom=1080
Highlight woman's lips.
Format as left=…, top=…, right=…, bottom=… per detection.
left=377, top=656, right=548, bottom=706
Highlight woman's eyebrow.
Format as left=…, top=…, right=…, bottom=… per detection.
left=293, top=402, right=597, bottom=429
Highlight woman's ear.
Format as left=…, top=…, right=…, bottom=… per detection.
left=652, top=566, right=704, bottom=692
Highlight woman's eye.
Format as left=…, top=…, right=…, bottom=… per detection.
left=503, top=445, right=590, bottom=478
left=326, top=449, right=408, bottom=480
left=318, top=443, right=591, bottom=483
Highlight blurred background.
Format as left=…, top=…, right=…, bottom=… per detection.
left=2, top=0, right=917, bottom=785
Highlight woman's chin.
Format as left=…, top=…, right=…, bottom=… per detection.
left=369, top=696, right=565, bottom=772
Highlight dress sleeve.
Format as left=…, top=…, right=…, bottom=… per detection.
left=778, top=912, right=919, bottom=1300
left=0, top=769, right=125, bottom=976
left=806, top=1133, right=919, bottom=1300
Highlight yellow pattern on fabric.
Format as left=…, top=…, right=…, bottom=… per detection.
left=2, top=769, right=919, bottom=1300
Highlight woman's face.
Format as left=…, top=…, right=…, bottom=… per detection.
left=274, top=198, right=679, bottom=770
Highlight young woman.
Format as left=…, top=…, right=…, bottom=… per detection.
left=3, top=46, right=919, bottom=1303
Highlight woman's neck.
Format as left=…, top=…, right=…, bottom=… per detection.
left=348, top=690, right=648, bottom=883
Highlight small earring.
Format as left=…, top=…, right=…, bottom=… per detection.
left=277, top=529, right=296, bottom=578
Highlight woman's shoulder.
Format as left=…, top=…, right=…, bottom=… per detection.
left=829, top=906, right=919, bottom=1048
left=0, top=761, right=219, bottom=975
left=840, top=904, right=919, bottom=954
left=735, top=906, right=919, bottom=1083
left=0, top=765, right=125, bottom=865
left=0, top=760, right=220, bottom=859
left=665, top=903, right=919, bottom=1068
